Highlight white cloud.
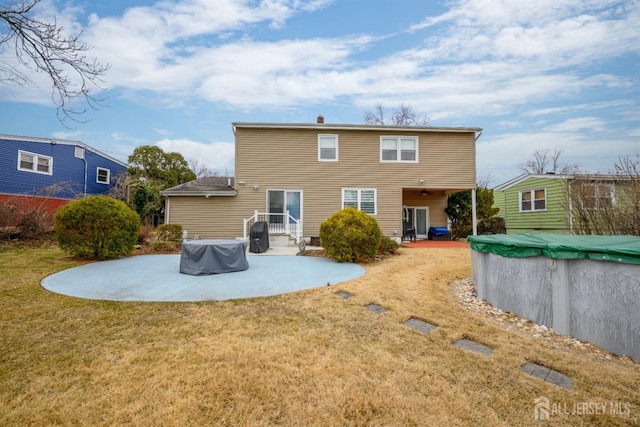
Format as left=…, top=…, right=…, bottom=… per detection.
left=546, top=117, right=606, bottom=132
left=478, top=129, right=637, bottom=186
left=526, top=99, right=635, bottom=117
left=155, top=138, right=235, bottom=173
left=84, top=0, right=341, bottom=93
left=3, top=0, right=637, bottom=120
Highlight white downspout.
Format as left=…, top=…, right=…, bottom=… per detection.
left=472, top=130, right=481, bottom=236
left=81, top=156, right=87, bottom=196
left=568, top=179, right=573, bottom=234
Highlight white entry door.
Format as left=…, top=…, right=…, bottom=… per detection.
left=403, top=206, right=430, bottom=239
left=267, top=189, right=302, bottom=233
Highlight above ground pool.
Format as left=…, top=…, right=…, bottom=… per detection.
left=468, top=234, right=640, bottom=362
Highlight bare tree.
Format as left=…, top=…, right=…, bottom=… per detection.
left=565, top=156, right=640, bottom=236
left=518, top=148, right=578, bottom=175
left=189, top=159, right=216, bottom=178
left=0, top=0, right=110, bottom=123
left=364, top=104, right=430, bottom=126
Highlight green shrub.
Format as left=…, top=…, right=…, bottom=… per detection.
left=157, top=223, right=183, bottom=241
left=55, top=195, right=141, bottom=260
left=319, top=207, right=382, bottom=263
left=378, top=235, right=400, bottom=255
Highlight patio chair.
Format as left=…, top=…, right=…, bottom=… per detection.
left=402, top=221, right=416, bottom=242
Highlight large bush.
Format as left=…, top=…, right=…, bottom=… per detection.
left=55, top=196, right=141, bottom=259
left=319, top=207, right=382, bottom=262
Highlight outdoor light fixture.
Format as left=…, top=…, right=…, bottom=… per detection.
left=420, top=189, right=428, bottom=196
left=418, top=179, right=425, bottom=185
left=253, top=184, right=259, bottom=191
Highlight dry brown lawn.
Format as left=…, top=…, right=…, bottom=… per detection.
left=1, top=245, right=639, bottom=426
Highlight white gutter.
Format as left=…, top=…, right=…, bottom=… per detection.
left=160, top=191, right=237, bottom=197
left=232, top=122, right=482, bottom=134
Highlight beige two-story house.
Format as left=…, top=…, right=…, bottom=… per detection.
left=162, top=117, right=482, bottom=243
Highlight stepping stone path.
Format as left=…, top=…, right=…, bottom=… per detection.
left=365, top=303, right=387, bottom=314
left=452, top=338, right=493, bottom=356
left=334, top=291, right=353, bottom=299
left=522, top=362, right=573, bottom=390
left=333, top=290, right=575, bottom=390
left=403, top=317, right=437, bottom=334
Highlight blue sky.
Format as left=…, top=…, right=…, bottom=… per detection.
left=1, top=0, right=638, bottom=186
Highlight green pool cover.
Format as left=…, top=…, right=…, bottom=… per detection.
left=467, top=234, right=640, bottom=265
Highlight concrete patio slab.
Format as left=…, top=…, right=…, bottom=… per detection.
left=41, top=254, right=365, bottom=302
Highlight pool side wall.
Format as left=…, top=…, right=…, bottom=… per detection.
left=471, top=250, right=640, bottom=362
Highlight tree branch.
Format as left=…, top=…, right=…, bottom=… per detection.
left=0, top=0, right=110, bottom=125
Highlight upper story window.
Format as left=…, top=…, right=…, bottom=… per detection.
left=582, top=183, right=614, bottom=210
left=520, top=188, right=546, bottom=212
left=380, top=137, right=418, bottom=163
left=97, top=167, right=110, bottom=184
left=318, top=134, right=338, bottom=161
left=18, top=150, right=52, bottom=175
left=342, top=188, right=377, bottom=215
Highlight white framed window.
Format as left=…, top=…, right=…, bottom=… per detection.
left=17, top=150, right=52, bottom=175
left=96, top=167, right=110, bottom=184
left=520, top=188, right=546, bottom=212
left=582, top=183, right=614, bottom=210
left=318, top=134, right=338, bottom=161
left=342, top=188, right=377, bottom=215
left=380, top=136, right=418, bottom=163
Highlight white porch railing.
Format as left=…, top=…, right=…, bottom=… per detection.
left=243, top=210, right=302, bottom=244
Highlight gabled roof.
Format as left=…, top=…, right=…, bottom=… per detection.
left=493, top=172, right=618, bottom=191
left=161, top=176, right=236, bottom=197
left=232, top=122, right=482, bottom=134
left=493, top=173, right=570, bottom=191
left=494, top=173, right=626, bottom=191
left=0, top=134, right=127, bottom=167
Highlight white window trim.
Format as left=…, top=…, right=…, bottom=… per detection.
left=581, top=183, right=615, bottom=210
left=519, top=188, right=547, bottom=212
left=318, top=134, right=339, bottom=162
left=341, top=188, right=377, bottom=215
left=17, top=150, right=53, bottom=175
left=380, top=136, right=419, bottom=163
left=96, top=167, right=110, bottom=184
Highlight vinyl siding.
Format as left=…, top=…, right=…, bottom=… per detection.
left=401, top=189, right=449, bottom=227
left=498, top=177, right=570, bottom=234
left=0, top=136, right=126, bottom=199
left=234, top=127, right=475, bottom=237
left=493, top=190, right=506, bottom=218
left=166, top=196, right=246, bottom=239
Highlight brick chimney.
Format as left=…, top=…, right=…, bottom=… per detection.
left=317, top=115, right=324, bottom=124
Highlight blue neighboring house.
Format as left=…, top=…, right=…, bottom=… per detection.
left=0, top=134, right=127, bottom=213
